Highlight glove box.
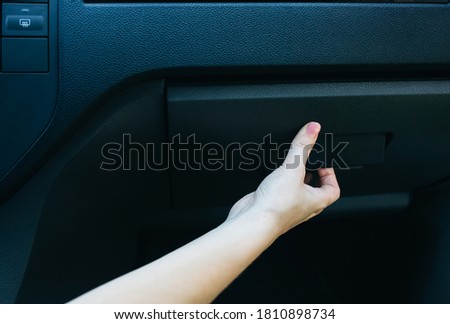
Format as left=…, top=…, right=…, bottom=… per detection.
left=167, top=81, right=450, bottom=207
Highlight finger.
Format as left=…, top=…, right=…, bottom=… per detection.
left=308, top=168, right=340, bottom=207
left=282, top=122, right=321, bottom=172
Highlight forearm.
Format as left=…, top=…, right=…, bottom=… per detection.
left=69, top=122, right=340, bottom=304
left=69, top=211, right=278, bottom=304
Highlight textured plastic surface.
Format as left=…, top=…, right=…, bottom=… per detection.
left=0, top=0, right=57, bottom=181
left=5, top=80, right=167, bottom=304
left=2, top=38, right=48, bottom=72
left=9, top=0, right=48, bottom=3
left=16, top=80, right=168, bottom=304
left=0, top=0, right=450, bottom=304
left=2, top=2, right=450, bottom=196
left=168, top=81, right=450, bottom=207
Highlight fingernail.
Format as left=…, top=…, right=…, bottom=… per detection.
left=306, top=122, right=321, bottom=137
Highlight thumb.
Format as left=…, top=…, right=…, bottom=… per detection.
left=282, top=122, right=321, bottom=173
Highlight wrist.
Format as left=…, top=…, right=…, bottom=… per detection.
left=223, top=206, right=281, bottom=243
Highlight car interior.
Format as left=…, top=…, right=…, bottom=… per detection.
left=1, top=0, right=450, bottom=303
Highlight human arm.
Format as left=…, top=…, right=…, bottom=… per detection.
left=69, top=122, right=340, bottom=304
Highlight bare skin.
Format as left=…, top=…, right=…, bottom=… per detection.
left=69, top=121, right=340, bottom=304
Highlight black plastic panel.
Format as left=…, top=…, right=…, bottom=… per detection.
left=168, top=81, right=450, bottom=207
left=16, top=80, right=169, bottom=304
left=0, top=0, right=57, bottom=180
left=85, top=0, right=448, bottom=2
left=0, top=0, right=450, bottom=303
left=308, top=133, right=386, bottom=168
left=2, top=2, right=450, bottom=198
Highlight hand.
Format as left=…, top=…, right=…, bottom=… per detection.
left=227, top=122, right=340, bottom=237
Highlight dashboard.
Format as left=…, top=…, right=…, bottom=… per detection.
left=1, top=0, right=450, bottom=303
